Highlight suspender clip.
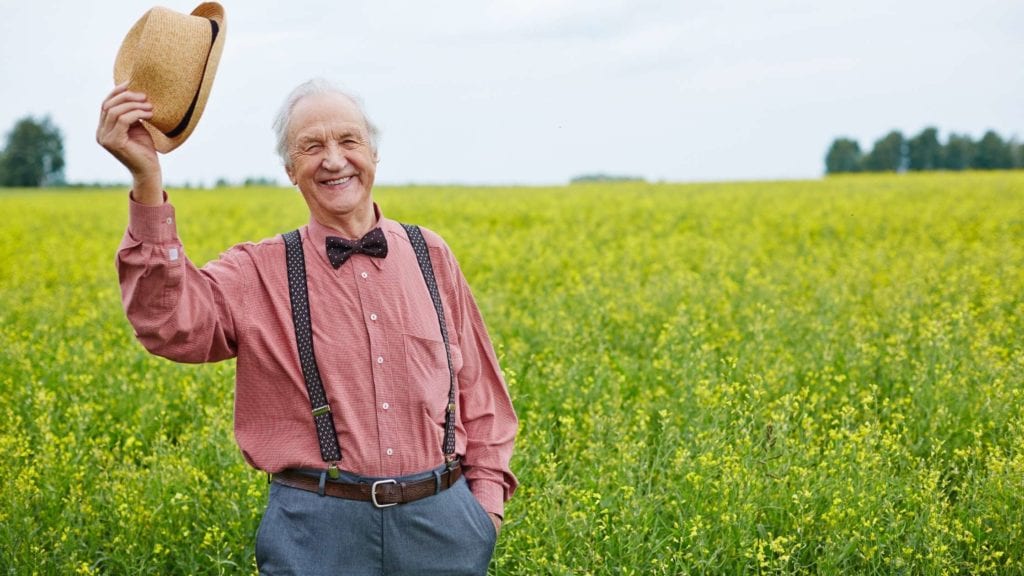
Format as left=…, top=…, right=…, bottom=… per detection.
left=328, top=462, right=341, bottom=480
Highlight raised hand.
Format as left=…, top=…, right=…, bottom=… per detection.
left=97, top=82, right=164, bottom=204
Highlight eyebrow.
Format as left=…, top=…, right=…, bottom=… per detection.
left=291, top=135, right=319, bottom=149
left=295, top=129, right=365, bottom=146
left=334, top=129, right=364, bottom=141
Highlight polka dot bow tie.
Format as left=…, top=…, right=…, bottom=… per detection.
left=325, top=228, right=389, bottom=268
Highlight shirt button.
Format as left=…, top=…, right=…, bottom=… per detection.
left=370, top=313, right=378, bottom=321
left=386, top=448, right=394, bottom=456
left=377, top=356, right=384, bottom=364
left=382, top=402, right=389, bottom=410
left=361, top=272, right=369, bottom=279
left=165, top=217, right=173, bottom=225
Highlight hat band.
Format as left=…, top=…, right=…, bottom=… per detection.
left=164, top=19, right=220, bottom=139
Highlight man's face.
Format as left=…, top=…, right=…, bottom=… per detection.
left=285, top=92, right=378, bottom=229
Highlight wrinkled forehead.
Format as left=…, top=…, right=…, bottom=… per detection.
left=288, top=92, right=370, bottom=144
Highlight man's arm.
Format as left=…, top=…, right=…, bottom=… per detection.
left=439, top=246, right=519, bottom=530
left=100, top=82, right=242, bottom=363
left=116, top=200, right=242, bottom=363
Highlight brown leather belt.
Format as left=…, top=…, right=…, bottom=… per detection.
left=272, top=462, right=462, bottom=508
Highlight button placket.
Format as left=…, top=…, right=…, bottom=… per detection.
left=354, top=256, right=400, bottom=474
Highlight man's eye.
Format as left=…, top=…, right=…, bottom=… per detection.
left=304, top=143, right=322, bottom=153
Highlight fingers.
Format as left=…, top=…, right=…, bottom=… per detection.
left=101, top=82, right=144, bottom=112
left=98, top=83, right=151, bottom=140
left=97, top=100, right=153, bottom=153
left=100, top=99, right=153, bottom=132
left=99, top=85, right=150, bottom=127
left=103, top=80, right=131, bottom=102
left=97, top=82, right=161, bottom=177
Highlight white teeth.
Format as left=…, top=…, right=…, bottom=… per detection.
left=325, top=176, right=352, bottom=186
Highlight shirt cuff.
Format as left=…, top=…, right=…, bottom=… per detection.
left=469, top=478, right=506, bottom=519
left=128, top=192, right=179, bottom=245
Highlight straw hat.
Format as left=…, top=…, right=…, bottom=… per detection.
left=114, top=3, right=226, bottom=153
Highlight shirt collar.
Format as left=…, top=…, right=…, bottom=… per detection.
left=304, top=203, right=394, bottom=271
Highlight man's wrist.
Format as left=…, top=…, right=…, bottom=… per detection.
left=131, top=170, right=164, bottom=206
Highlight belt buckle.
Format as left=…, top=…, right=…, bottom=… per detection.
left=371, top=479, right=398, bottom=508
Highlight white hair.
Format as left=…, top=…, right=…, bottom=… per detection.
left=272, top=78, right=380, bottom=168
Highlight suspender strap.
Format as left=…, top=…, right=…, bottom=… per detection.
left=282, top=230, right=342, bottom=472
left=402, top=224, right=459, bottom=462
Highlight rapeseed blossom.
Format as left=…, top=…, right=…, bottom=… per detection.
left=1, top=172, right=1022, bottom=573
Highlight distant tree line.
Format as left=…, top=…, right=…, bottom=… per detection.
left=214, top=176, right=280, bottom=188
left=826, top=128, right=1023, bottom=174
left=0, top=115, right=284, bottom=189
left=570, top=173, right=646, bottom=184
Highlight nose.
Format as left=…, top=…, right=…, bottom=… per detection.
left=321, top=142, right=348, bottom=171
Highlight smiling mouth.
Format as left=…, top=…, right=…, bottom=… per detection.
left=323, top=176, right=353, bottom=186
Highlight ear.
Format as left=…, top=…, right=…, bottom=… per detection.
left=285, top=164, right=296, bottom=185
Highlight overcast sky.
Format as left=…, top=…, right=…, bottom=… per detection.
left=2, top=0, right=1022, bottom=186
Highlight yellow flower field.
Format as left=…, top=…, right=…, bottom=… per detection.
left=1, top=172, right=1022, bottom=574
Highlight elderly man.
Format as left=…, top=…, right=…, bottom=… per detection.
left=97, top=78, right=518, bottom=575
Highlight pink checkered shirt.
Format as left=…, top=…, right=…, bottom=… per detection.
left=117, top=197, right=518, bottom=516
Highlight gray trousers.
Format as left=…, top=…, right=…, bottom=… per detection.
left=255, top=465, right=497, bottom=575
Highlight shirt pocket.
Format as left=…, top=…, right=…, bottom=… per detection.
left=402, top=333, right=462, bottom=418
